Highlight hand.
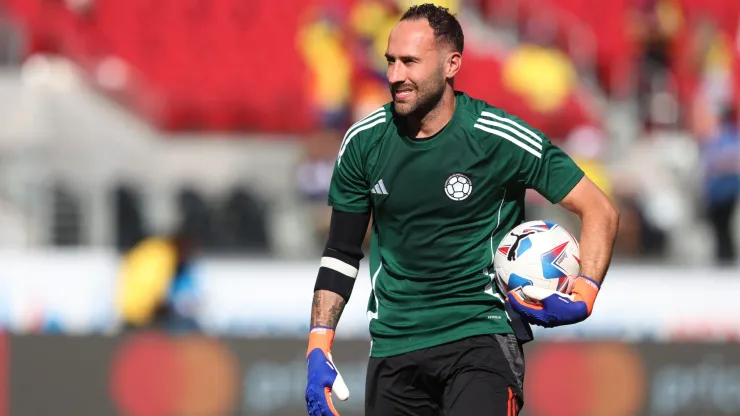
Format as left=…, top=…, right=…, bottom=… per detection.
left=306, top=327, right=350, bottom=416
left=507, top=275, right=600, bottom=328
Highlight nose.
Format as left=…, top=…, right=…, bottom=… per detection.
left=387, top=61, right=405, bottom=85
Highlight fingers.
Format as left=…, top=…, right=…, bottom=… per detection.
left=306, top=351, right=348, bottom=416
left=324, top=387, right=341, bottom=415
left=520, top=286, right=562, bottom=301
left=306, top=386, right=341, bottom=416
left=321, top=369, right=349, bottom=416
left=508, top=287, right=557, bottom=328
left=507, top=293, right=548, bottom=327
left=332, top=372, right=350, bottom=401
left=324, top=352, right=349, bottom=401
left=507, top=288, right=543, bottom=311
left=571, top=276, right=600, bottom=315
left=507, top=282, right=593, bottom=328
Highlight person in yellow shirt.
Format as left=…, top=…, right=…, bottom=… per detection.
left=298, top=9, right=353, bottom=126
left=117, top=231, right=201, bottom=331
left=502, top=44, right=577, bottom=114
left=502, top=16, right=577, bottom=114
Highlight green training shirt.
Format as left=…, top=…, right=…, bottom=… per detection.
left=328, top=91, right=585, bottom=357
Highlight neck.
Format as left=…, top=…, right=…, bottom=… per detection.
left=406, top=88, right=456, bottom=139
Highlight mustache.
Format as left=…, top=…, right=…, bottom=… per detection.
left=391, top=83, right=415, bottom=92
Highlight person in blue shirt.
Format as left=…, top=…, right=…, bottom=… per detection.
left=700, top=106, right=740, bottom=265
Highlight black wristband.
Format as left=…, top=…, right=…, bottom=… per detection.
left=313, top=209, right=369, bottom=302
left=314, top=267, right=357, bottom=303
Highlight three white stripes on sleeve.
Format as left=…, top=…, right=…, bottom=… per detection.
left=473, top=111, right=543, bottom=158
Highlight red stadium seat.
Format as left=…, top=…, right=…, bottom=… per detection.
left=0, top=0, right=602, bottom=134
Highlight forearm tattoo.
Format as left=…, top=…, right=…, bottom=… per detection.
left=311, top=290, right=346, bottom=329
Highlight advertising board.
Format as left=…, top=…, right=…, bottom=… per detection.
left=5, top=333, right=740, bottom=416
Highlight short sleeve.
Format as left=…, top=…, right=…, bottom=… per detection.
left=500, top=117, right=584, bottom=204
left=328, top=135, right=371, bottom=213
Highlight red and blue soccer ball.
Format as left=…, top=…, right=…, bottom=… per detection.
left=494, top=220, right=581, bottom=295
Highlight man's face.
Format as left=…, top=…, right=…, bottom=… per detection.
left=385, top=19, right=447, bottom=117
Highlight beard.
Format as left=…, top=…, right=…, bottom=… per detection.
left=391, top=73, right=446, bottom=118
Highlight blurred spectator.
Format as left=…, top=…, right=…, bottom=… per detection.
left=611, top=124, right=700, bottom=261
left=697, top=106, right=740, bottom=265
left=631, top=0, right=684, bottom=123
left=347, top=0, right=397, bottom=121
left=502, top=15, right=577, bottom=114
left=117, top=228, right=202, bottom=333
left=689, top=17, right=734, bottom=119
left=298, top=6, right=353, bottom=129
left=159, top=232, right=202, bottom=332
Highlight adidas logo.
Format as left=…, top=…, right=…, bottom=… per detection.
left=371, top=179, right=388, bottom=195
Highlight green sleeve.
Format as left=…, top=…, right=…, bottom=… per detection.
left=327, top=136, right=371, bottom=213
left=504, top=117, right=584, bottom=204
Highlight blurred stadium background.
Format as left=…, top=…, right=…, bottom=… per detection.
left=0, top=0, right=737, bottom=415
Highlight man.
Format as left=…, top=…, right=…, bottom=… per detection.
left=305, top=4, right=619, bottom=416
left=699, top=105, right=739, bottom=265
left=117, top=229, right=202, bottom=332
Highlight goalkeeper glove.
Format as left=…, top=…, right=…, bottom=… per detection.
left=507, top=274, right=600, bottom=328
left=305, top=326, right=350, bottom=416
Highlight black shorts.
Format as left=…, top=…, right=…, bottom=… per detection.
left=365, top=334, right=525, bottom=416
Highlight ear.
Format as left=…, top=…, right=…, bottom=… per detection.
left=445, top=51, right=462, bottom=79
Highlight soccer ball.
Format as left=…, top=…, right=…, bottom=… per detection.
left=494, top=220, right=580, bottom=294
left=445, top=174, right=472, bottom=201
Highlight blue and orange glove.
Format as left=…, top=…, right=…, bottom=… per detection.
left=507, top=275, right=600, bottom=328
left=306, top=326, right=350, bottom=416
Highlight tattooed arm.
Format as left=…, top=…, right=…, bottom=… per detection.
left=311, top=290, right=347, bottom=329
left=305, top=209, right=368, bottom=413
left=310, top=209, right=370, bottom=329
